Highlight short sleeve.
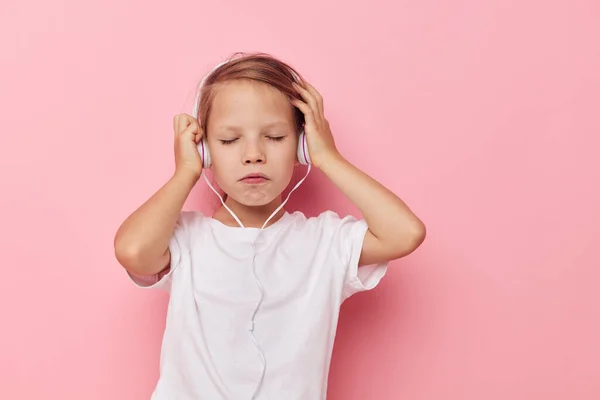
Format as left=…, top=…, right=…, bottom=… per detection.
left=326, top=212, right=389, bottom=301
left=125, top=210, right=199, bottom=292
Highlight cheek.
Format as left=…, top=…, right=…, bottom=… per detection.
left=276, top=157, right=297, bottom=185
left=272, top=152, right=296, bottom=177
left=209, top=157, right=234, bottom=188
left=212, top=166, right=234, bottom=188
left=276, top=140, right=298, bottom=164
left=210, top=147, right=235, bottom=170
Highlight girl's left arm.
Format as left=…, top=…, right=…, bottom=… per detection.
left=292, top=81, right=426, bottom=266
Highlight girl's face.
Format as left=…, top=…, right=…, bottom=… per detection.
left=206, top=79, right=298, bottom=208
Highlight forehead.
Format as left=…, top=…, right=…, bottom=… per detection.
left=209, top=80, right=293, bottom=123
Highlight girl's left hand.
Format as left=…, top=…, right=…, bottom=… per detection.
left=291, top=81, right=340, bottom=169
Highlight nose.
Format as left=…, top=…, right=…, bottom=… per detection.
left=242, top=140, right=265, bottom=164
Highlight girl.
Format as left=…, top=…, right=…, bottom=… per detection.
left=114, top=52, right=426, bottom=400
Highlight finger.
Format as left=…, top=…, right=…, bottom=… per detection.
left=184, top=114, right=201, bottom=134
left=294, top=82, right=318, bottom=113
left=181, top=122, right=200, bottom=141
left=178, top=113, right=190, bottom=136
left=182, top=113, right=196, bottom=123
left=294, top=83, right=321, bottom=124
left=190, top=119, right=200, bottom=135
left=299, top=81, right=324, bottom=115
left=291, top=99, right=317, bottom=130
left=196, top=126, right=205, bottom=143
left=173, top=115, right=180, bottom=137
left=303, top=82, right=324, bottom=115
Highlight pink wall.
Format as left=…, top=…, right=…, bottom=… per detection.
left=2, top=0, right=599, bottom=398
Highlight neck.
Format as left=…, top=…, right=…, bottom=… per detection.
left=214, top=195, right=285, bottom=228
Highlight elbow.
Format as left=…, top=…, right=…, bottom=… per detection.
left=114, top=237, right=169, bottom=277
left=114, top=242, right=142, bottom=272
left=113, top=235, right=147, bottom=275
left=412, top=220, right=427, bottom=248
left=394, top=221, right=427, bottom=259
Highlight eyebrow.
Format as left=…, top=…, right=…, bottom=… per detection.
left=218, top=121, right=290, bottom=132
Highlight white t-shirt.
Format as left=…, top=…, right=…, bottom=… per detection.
left=127, top=210, right=388, bottom=400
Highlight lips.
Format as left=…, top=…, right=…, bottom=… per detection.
left=240, top=173, right=269, bottom=184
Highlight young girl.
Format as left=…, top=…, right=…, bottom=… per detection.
left=114, top=52, right=426, bottom=400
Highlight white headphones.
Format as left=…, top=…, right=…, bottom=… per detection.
left=191, top=57, right=311, bottom=169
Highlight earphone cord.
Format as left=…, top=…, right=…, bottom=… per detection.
left=202, top=164, right=311, bottom=399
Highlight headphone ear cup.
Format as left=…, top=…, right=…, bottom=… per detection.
left=296, top=130, right=311, bottom=165
left=197, top=137, right=212, bottom=169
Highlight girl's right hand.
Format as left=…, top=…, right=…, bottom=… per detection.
left=173, top=113, right=203, bottom=179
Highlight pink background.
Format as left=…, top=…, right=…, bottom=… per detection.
left=2, top=0, right=599, bottom=398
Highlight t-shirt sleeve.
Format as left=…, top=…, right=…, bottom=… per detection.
left=327, top=212, right=389, bottom=301
left=125, top=210, right=199, bottom=292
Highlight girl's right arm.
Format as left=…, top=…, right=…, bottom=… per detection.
left=113, top=114, right=204, bottom=277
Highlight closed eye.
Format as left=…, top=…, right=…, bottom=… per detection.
left=219, top=138, right=238, bottom=145
left=220, top=136, right=285, bottom=144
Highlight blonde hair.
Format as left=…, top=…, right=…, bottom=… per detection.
left=195, top=52, right=306, bottom=137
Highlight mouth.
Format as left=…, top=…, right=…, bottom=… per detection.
left=239, top=173, right=269, bottom=184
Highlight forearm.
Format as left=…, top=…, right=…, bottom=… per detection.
left=320, top=153, right=425, bottom=247
left=114, top=169, right=199, bottom=275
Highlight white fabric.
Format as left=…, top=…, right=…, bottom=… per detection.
left=127, top=210, right=388, bottom=400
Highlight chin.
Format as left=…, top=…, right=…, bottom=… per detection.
left=228, top=187, right=283, bottom=208
left=239, top=193, right=280, bottom=207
